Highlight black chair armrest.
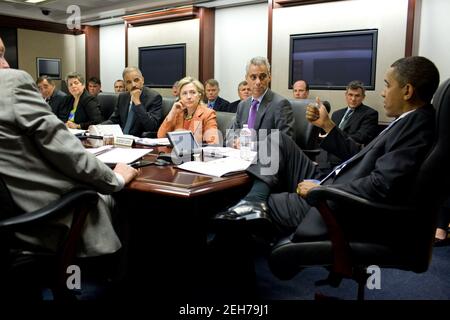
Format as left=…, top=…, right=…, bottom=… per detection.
left=0, top=189, right=98, bottom=229
left=306, top=185, right=412, bottom=212
left=304, top=186, right=414, bottom=278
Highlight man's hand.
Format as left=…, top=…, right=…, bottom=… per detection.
left=66, top=121, right=79, bottom=129
left=114, top=162, right=138, bottom=185
left=233, top=137, right=241, bottom=149
left=296, top=179, right=320, bottom=198
left=306, top=97, right=336, bottom=133
left=130, top=87, right=142, bottom=105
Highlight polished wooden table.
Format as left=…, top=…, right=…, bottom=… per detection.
left=84, top=139, right=251, bottom=198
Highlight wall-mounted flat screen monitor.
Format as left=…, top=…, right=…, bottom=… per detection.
left=139, top=44, right=186, bottom=88
left=289, top=29, right=378, bottom=90
left=37, top=57, right=61, bottom=80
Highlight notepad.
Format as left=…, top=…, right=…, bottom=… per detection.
left=177, top=157, right=252, bottom=177
left=93, top=147, right=152, bottom=165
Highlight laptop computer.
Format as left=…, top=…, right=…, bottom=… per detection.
left=166, top=130, right=201, bottom=161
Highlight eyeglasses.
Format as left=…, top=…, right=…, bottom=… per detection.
left=180, top=90, right=199, bottom=98
left=248, top=73, right=269, bottom=81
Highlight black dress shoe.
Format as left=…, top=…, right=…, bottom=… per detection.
left=214, top=200, right=271, bottom=222
left=212, top=200, right=275, bottom=237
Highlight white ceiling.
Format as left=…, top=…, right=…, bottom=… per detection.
left=0, top=0, right=266, bottom=26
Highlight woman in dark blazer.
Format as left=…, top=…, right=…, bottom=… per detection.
left=61, top=72, right=103, bottom=129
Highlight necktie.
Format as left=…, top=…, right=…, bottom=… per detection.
left=338, top=108, right=354, bottom=129
left=247, top=99, right=259, bottom=129
left=208, top=102, right=214, bottom=109
left=123, top=103, right=135, bottom=134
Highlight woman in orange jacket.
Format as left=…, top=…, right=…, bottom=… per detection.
left=158, top=76, right=219, bottom=145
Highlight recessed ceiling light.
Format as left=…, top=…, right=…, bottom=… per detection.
left=25, top=0, right=48, bottom=3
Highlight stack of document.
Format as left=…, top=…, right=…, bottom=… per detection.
left=87, top=146, right=151, bottom=165
left=177, top=157, right=252, bottom=177
left=134, top=137, right=171, bottom=146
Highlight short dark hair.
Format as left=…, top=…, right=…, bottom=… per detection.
left=36, top=75, right=55, bottom=86
left=66, top=72, right=85, bottom=85
left=205, top=79, right=219, bottom=88
left=391, top=56, right=440, bottom=103
left=88, top=77, right=101, bottom=85
left=237, top=80, right=248, bottom=89
left=346, top=80, right=366, bottom=95
left=294, top=80, right=309, bottom=91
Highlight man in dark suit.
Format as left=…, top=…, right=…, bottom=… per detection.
left=36, top=75, right=67, bottom=121
left=215, top=56, right=439, bottom=235
left=103, top=66, right=162, bottom=137
left=204, top=78, right=230, bottom=112
left=226, top=56, right=294, bottom=146
left=227, top=80, right=252, bottom=113
left=317, top=80, right=378, bottom=176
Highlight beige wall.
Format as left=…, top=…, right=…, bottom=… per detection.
left=127, top=19, right=200, bottom=97
left=17, top=29, right=85, bottom=88
left=271, top=0, right=409, bottom=123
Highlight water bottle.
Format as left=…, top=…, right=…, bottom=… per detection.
left=240, top=124, right=252, bottom=160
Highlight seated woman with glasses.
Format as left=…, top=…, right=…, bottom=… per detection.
left=59, top=72, right=103, bottom=129
left=157, top=76, right=219, bottom=145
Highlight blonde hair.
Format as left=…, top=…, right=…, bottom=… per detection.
left=177, top=76, right=205, bottom=101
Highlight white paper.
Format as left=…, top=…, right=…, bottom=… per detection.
left=88, top=124, right=124, bottom=137
left=68, top=128, right=86, bottom=135
left=95, top=147, right=152, bottom=164
left=86, top=145, right=114, bottom=156
left=177, top=157, right=252, bottom=177
left=201, top=146, right=257, bottom=160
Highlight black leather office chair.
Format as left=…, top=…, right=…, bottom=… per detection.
left=289, top=99, right=331, bottom=159
left=162, top=96, right=176, bottom=118
left=270, top=79, right=450, bottom=300
left=97, top=92, right=118, bottom=120
left=0, top=175, right=98, bottom=300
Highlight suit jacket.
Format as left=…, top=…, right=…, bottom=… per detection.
left=0, top=69, right=122, bottom=256
left=60, top=90, right=103, bottom=129
left=318, top=104, right=379, bottom=172
left=47, top=89, right=67, bottom=121
left=227, top=89, right=294, bottom=144
left=227, top=100, right=240, bottom=113
left=321, top=104, right=435, bottom=205
left=331, top=104, right=379, bottom=144
left=157, top=103, right=219, bottom=145
left=208, top=96, right=230, bottom=112
left=103, top=86, right=162, bottom=137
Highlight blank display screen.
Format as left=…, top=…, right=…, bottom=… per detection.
left=289, top=29, right=377, bottom=90
left=139, top=44, right=186, bottom=88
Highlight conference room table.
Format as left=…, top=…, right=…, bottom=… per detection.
left=83, top=139, right=252, bottom=295
left=83, top=138, right=251, bottom=198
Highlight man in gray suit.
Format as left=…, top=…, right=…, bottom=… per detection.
left=103, top=66, right=162, bottom=137
left=227, top=56, right=294, bottom=146
left=0, top=37, right=138, bottom=256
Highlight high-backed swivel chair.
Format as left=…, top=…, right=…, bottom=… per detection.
left=0, top=175, right=98, bottom=300
left=269, top=79, right=450, bottom=300
left=289, top=99, right=331, bottom=159
left=97, top=92, right=119, bottom=120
